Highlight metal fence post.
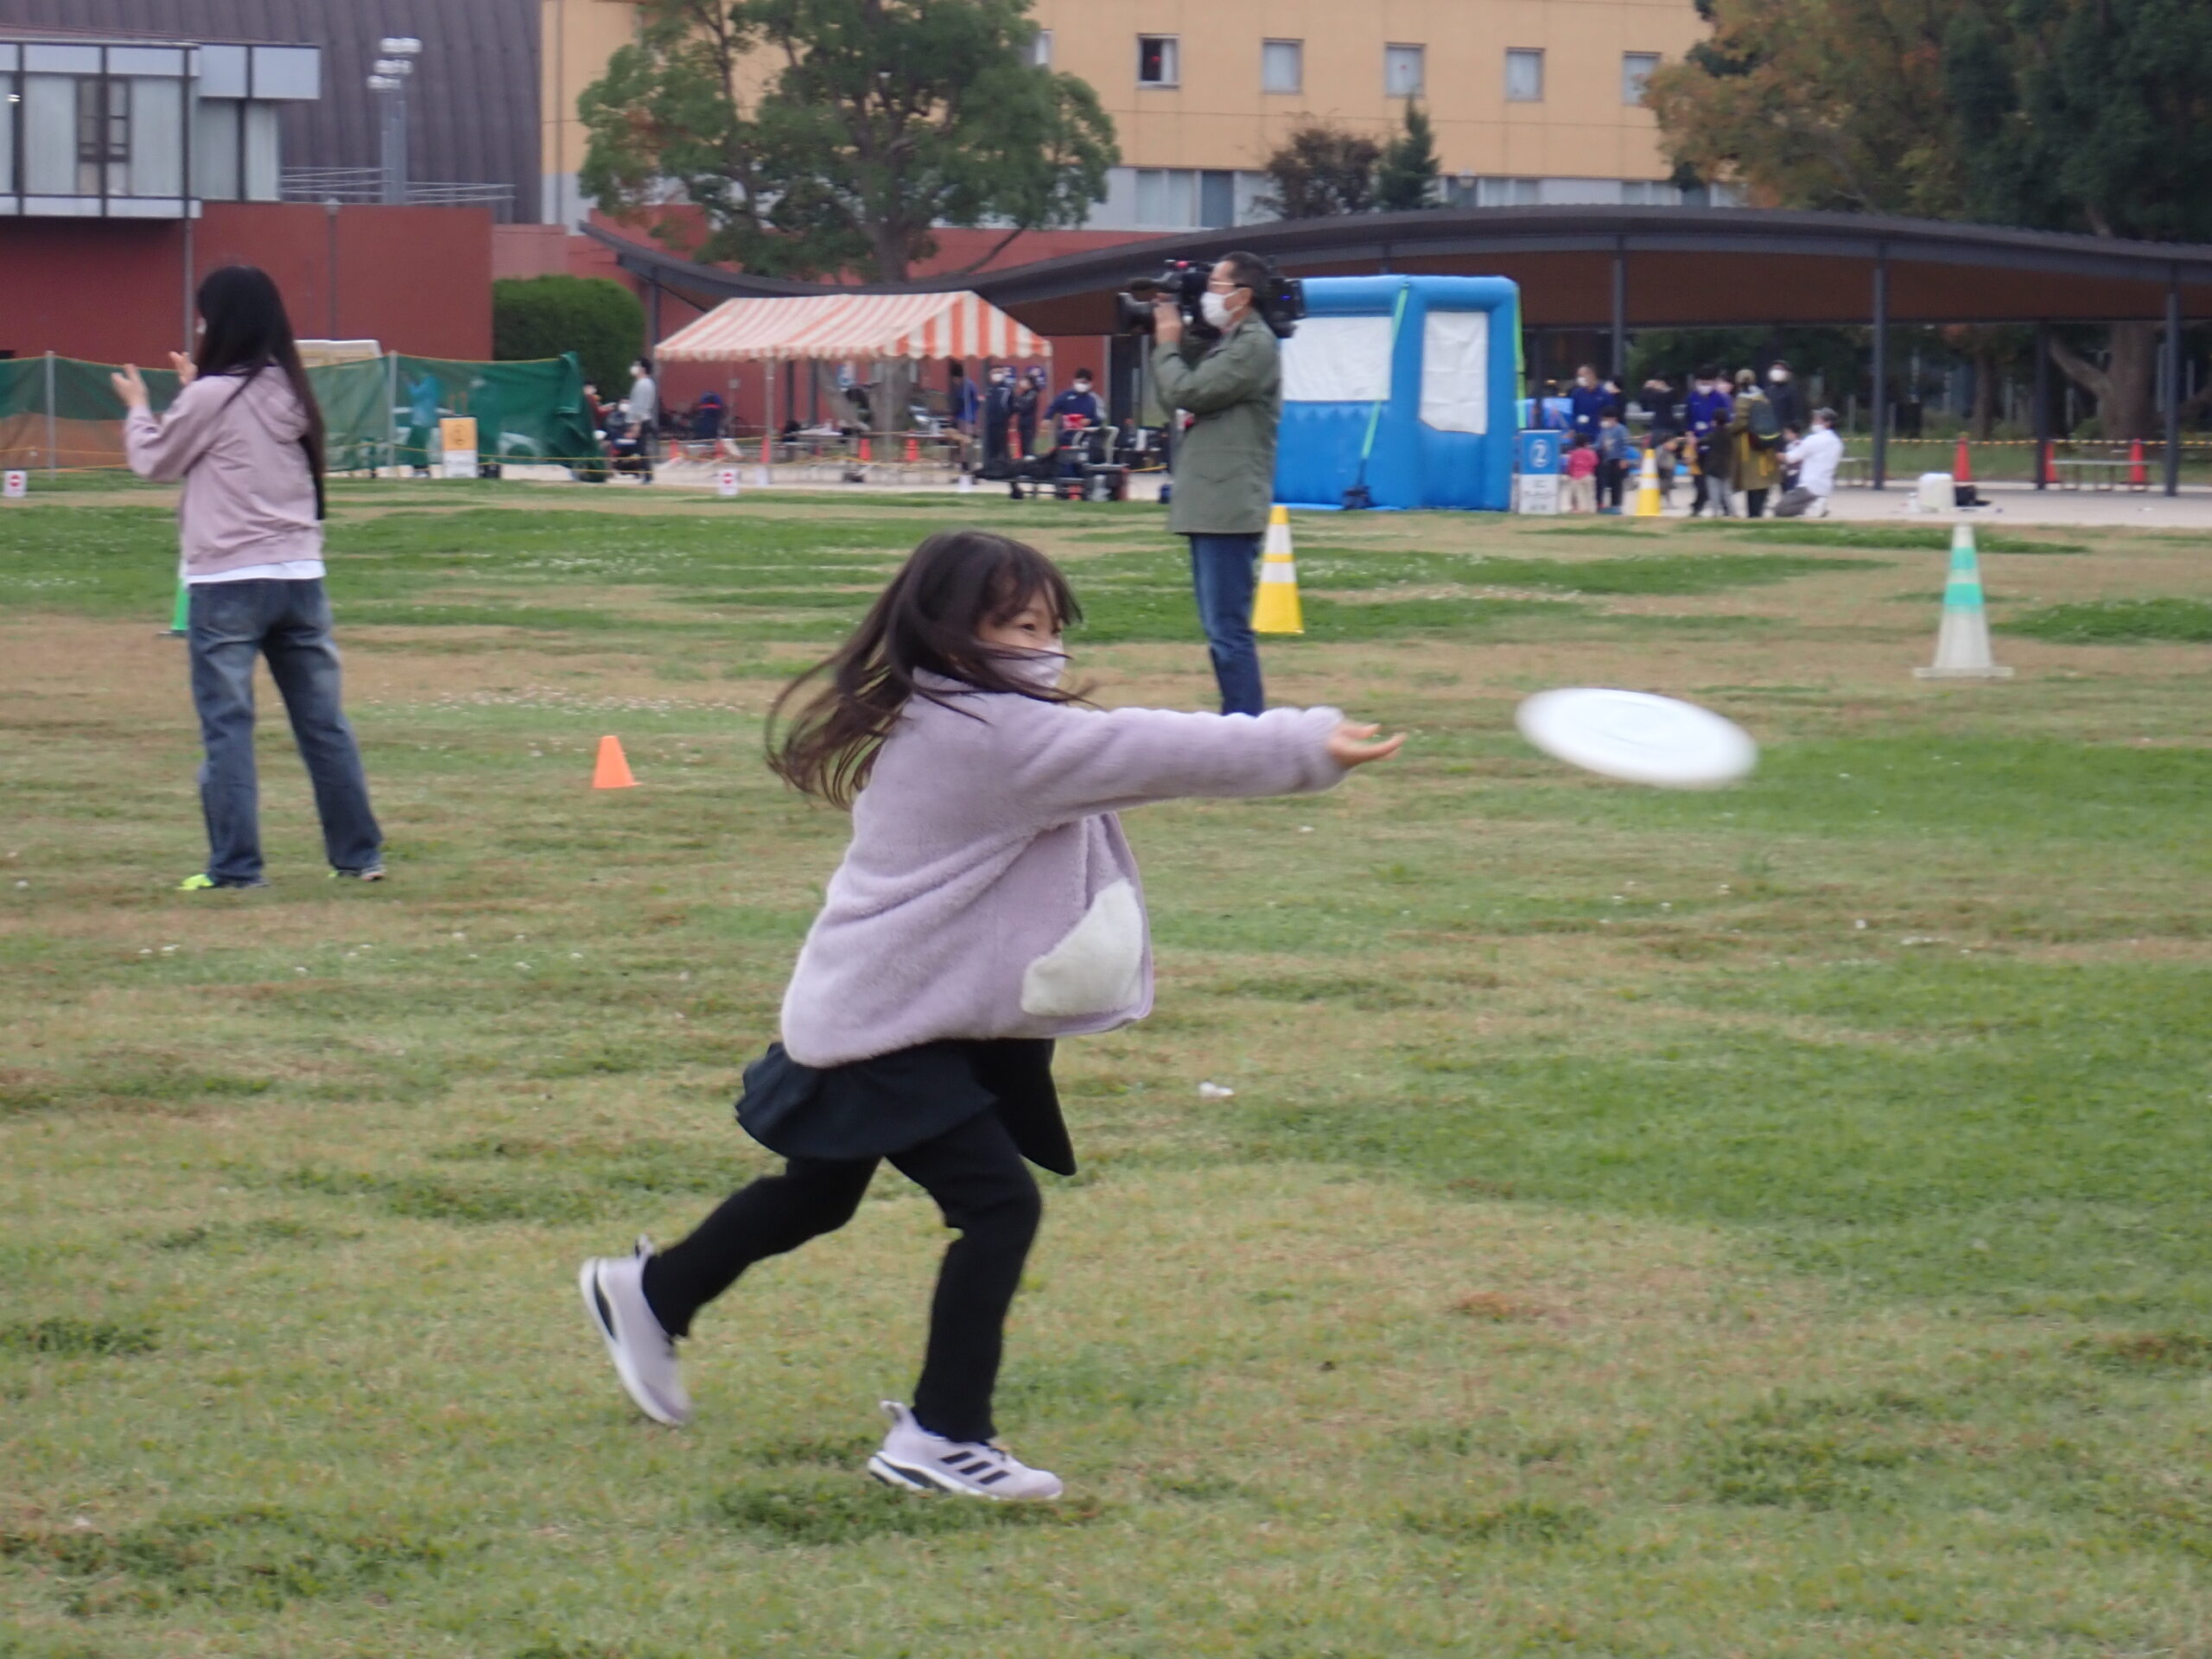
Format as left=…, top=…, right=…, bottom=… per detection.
left=43, top=351, right=58, bottom=476
left=2164, top=271, right=2182, bottom=499
left=1870, top=251, right=1889, bottom=491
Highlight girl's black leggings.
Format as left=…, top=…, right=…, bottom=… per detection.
left=640, top=1108, right=1040, bottom=1445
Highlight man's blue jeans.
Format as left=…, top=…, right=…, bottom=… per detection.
left=1187, top=532, right=1265, bottom=716
left=188, top=578, right=383, bottom=884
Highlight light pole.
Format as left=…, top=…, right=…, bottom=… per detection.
left=368, top=36, right=421, bottom=206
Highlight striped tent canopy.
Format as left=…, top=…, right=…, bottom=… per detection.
left=654, top=291, right=1051, bottom=363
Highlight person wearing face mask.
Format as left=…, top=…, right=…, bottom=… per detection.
left=1764, top=359, right=1807, bottom=435
left=1013, top=369, right=1044, bottom=462
left=981, top=366, right=1016, bottom=474
left=1046, top=370, right=1108, bottom=487
left=1150, top=251, right=1285, bottom=717
left=1567, top=365, right=1618, bottom=444
left=1684, top=365, right=1735, bottom=518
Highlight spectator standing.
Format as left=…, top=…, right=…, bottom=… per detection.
left=1593, top=410, right=1632, bottom=513
left=1765, top=359, right=1807, bottom=434
left=627, top=357, right=659, bottom=484
left=1152, top=251, right=1284, bottom=717
left=1774, top=409, right=1844, bottom=518
left=1046, top=369, right=1107, bottom=484
left=1567, top=365, right=1617, bottom=444
left=949, top=362, right=980, bottom=435
left=1012, top=369, right=1043, bottom=461
left=1685, top=365, right=1734, bottom=518
left=114, top=265, right=384, bottom=889
left=982, top=366, right=1015, bottom=471
left=1729, top=368, right=1782, bottom=518
left=1562, top=435, right=1599, bottom=512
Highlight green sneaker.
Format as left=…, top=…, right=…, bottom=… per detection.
left=177, top=873, right=267, bottom=891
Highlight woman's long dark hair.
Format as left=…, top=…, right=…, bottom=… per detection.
left=768, top=530, right=1084, bottom=807
left=194, top=264, right=327, bottom=518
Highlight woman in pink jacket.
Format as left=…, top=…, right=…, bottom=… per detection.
left=117, top=266, right=383, bottom=890
left=579, top=528, right=1402, bottom=1502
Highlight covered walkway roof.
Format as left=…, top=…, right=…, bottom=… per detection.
left=588, top=206, right=2212, bottom=336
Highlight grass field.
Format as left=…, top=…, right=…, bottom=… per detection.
left=4, top=479, right=2212, bottom=1657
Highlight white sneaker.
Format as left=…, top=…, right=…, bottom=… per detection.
left=866, top=1402, right=1062, bottom=1501
left=578, top=1237, right=691, bottom=1427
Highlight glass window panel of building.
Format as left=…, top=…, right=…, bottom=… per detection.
left=1384, top=43, right=1425, bottom=97
left=1623, top=52, right=1659, bottom=104
left=1505, top=49, right=1544, bottom=102
left=1262, top=39, right=1301, bottom=95
left=1137, top=35, right=1179, bottom=86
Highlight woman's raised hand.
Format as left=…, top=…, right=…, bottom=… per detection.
left=167, top=352, right=197, bottom=385
left=1325, top=721, right=1406, bottom=769
left=109, top=365, right=150, bottom=410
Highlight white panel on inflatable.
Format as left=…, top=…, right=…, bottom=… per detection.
left=1420, top=310, right=1490, bottom=435
left=1281, top=315, right=1396, bottom=404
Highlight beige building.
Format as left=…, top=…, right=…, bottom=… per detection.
left=541, top=0, right=1709, bottom=231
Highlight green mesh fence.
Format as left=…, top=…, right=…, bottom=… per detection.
left=0, top=352, right=595, bottom=474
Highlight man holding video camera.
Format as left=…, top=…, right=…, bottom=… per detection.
left=1152, top=252, right=1282, bottom=717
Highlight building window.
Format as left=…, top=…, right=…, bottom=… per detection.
left=1134, top=168, right=1193, bottom=226
left=76, top=76, right=128, bottom=194
left=1384, top=44, right=1424, bottom=98
left=1262, top=40, right=1302, bottom=95
left=1030, top=29, right=1052, bottom=68
left=1620, top=179, right=1680, bottom=207
left=1199, top=169, right=1235, bottom=227
left=1137, top=35, right=1179, bottom=87
left=1477, top=176, right=1541, bottom=207
left=1505, top=49, right=1544, bottom=103
left=1623, top=52, right=1659, bottom=105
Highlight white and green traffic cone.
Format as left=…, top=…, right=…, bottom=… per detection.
left=1913, top=521, right=2013, bottom=680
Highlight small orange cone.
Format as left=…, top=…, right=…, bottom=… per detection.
left=904, top=435, right=919, bottom=462
left=858, top=436, right=873, bottom=463
left=592, top=734, right=639, bottom=790
left=760, top=432, right=771, bottom=466
left=1953, top=435, right=1973, bottom=484
left=2040, top=441, right=2056, bottom=486
left=2128, top=438, right=2147, bottom=488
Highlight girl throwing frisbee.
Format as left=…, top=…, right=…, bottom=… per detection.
left=580, top=529, right=1400, bottom=1499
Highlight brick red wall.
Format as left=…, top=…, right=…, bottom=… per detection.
left=0, top=203, right=493, bottom=365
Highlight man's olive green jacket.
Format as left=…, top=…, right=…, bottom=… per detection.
left=1153, top=315, right=1281, bottom=536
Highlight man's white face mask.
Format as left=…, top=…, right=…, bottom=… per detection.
left=1200, top=291, right=1236, bottom=330
left=1770, top=367, right=1789, bottom=383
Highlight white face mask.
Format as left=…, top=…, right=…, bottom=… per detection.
left=1200, top=292, right=1235, bottom=330
left=1770, top=368, right=1789, bottom=383
left=1073, top=382, right=1090, bottom=394
left=998, top=649, right=1067, bottom=690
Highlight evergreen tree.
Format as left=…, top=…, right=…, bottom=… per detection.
left=1376, top=101, right=1441, bottom=213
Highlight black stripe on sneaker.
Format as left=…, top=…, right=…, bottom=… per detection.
left=590, top=1273, right=618, bottom=1341
left=976, top=1469, right=1009, bottom=1484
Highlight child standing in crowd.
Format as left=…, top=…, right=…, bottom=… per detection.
left=580, top=531, right=1402, bottom=1500
left=1563, top=434, right=1599, bottom=512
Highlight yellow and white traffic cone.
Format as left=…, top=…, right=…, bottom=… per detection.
left=1252, top=505, right=1304, bottom=634
left=1914, top=522, right=2013, bottom=680
left=1632, top=446, right=1664, bottom=518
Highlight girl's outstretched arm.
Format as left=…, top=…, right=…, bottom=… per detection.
left=1001, top=700, right=1399, bottom=828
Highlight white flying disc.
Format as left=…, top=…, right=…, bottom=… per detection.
left=1516, top=687, right=1756, bottom=790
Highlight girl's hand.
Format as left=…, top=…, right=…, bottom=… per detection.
left=1326, top=721, right=1405, bottom=769
left=168, top=352, right=197, bottom=385
left=111, top=365, right=150, bottom=410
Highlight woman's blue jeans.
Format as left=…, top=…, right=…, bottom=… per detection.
left=1186, top=532, right=1266, bottom=716
left=187, top=578, right=382, bottom=884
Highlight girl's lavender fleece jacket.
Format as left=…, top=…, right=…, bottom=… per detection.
left=779, top=677, right=1348, bottom=1068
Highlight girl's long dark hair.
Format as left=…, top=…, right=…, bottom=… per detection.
left=768, top=530, right=1084, bottom=807
left=194, top=264, right=327, bottom=518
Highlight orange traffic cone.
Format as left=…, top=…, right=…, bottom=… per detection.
left=2040, top=441, right=2056, bottom=486
left=858, top=436, right=873, bottom=463
left=760, top=432, right=771, bottom=466
left=1953, top=435, right=1973, bottom=484
left=592, top=734, right=638, bottom=790
left=2128, top=439, right=2147, bottom=489
left=904, top=435, right=919, bottom=462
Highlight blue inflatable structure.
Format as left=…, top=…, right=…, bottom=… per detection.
left=1271, top=276, right=1520, bottom=512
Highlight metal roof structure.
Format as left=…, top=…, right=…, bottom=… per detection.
left=657, top=292, right=1052, bottom=363
left=0, top=0, right=540, bottom=219
left=586, top=205, right=2212, bottom=333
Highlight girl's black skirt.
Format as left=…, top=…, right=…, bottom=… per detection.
left=734, top=1038, right=1072, bottom=1175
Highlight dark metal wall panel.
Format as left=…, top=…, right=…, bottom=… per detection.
left=0, top=0, right=542, bottom=219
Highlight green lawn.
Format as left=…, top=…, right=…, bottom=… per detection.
left=4, top=481, right=2212, bottom=1656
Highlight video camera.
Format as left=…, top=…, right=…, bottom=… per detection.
left=1114, top=258, right=1305, bottom=341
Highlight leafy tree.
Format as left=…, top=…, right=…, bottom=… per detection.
left=1645, top=0, right=2212, bottom=438
left=1375, top=101, right=1441, bottom=213
left=579, top=0, right=1116, bottom=283
left=1256, top=124, right=1382, bottom=219
left=493, top=276, right=644, bottom=392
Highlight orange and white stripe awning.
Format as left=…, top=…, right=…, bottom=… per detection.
left=654, top=291, right=1051, bottom=363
